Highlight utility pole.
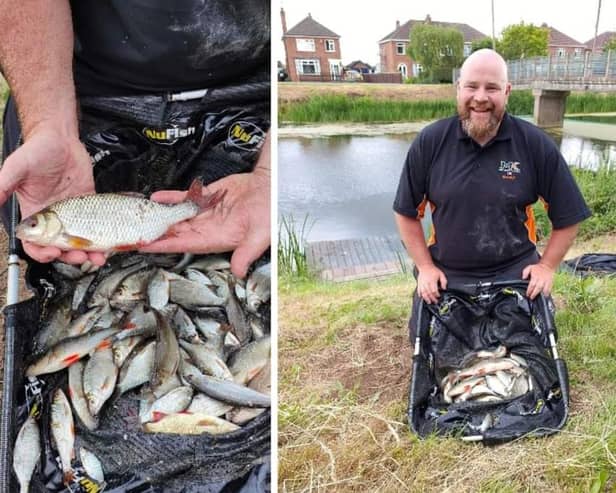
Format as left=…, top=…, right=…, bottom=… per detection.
left=491, top=0, right=496, bottom=50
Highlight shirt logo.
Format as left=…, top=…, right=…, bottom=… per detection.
left=498, top=160, right=521, bottom=180
left=227, top=121, right=265, bottom=151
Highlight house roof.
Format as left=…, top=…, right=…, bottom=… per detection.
left=345, top=60, right=374, bottom=70
left=380, top=16, right=487, bottom=43
left=542, top=24, right=584, bottom=47
left=584, top=31, right=616, bottom=50
left=284, top=14, right=340, bottom=38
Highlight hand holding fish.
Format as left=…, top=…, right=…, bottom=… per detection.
left=0, top=126, right=106, bottom=265
left=140, top=167, right=270, bottom=279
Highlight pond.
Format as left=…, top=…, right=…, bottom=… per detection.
left=278, top=120, right=616, bottom=243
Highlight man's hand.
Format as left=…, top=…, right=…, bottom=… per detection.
left=416, top=264, right=448, bottom=304
left=0, top=127, right=105, bottom=265
left=522, top=262, right=555, bottom=299
left=140, top=169, right=270, bottom=279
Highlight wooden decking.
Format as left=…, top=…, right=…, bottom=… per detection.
left=305, top=235, right=413, bottom=281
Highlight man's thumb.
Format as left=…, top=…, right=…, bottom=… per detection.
left=231, top=238, right=268, bottom=279
left=521, top=266, right=531, bottom=279
left=0, top=156, right=24, bottom=207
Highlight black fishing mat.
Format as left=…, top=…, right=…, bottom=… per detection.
left=1, top=254, right=271, bottom=493
left=561, top=253, right=616, bottom=277
left=408, top=281, right=569, bottom=444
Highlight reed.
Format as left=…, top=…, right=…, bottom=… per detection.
left=278, top=214, right=314, bottom=279
left=280, top=90, right=616, bottom=123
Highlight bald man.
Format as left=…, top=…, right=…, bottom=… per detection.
left=393, top=49, right=590, bottom=335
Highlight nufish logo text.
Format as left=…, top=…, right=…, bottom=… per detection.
left=143, top=126, right=196, bottom=144
left=227, top=121, right=265, bottom=150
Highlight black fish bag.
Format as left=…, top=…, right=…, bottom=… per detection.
left=408, top=280, right=569, bottom=444
left=1, top=258, right=270, bottom=493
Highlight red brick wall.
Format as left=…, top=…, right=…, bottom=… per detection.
left=380, top=41, right=414, bottom=76
left=284, top=36, right=342, bottom=82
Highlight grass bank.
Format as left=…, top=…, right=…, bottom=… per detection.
left=279, top=90, right=616, bottom=124
left=533, top=166, right=616, bottom=242
left=278, top=272, right=616, bottom=492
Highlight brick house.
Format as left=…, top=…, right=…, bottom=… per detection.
left=281, top=9, right=343, bottom=82
left=584, top=31, right=616, bottom=52
left=379, top=15, right=486, bottom=78
left=542, top=24, right=586, bottom=60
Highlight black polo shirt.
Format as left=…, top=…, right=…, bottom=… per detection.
left=393, top=113, right=591, bottom=275
left=70, top=0, right=270, bottom=96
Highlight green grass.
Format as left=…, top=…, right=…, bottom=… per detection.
left=279, top=273, right=616, bottom=492
left=279, top=90, right=616, bottom=124
left=533, top=166, right=616, bottom=241
left=278, top=214, right=314, bottom=279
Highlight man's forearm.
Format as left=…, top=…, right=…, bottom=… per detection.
left=394, top=212, right=434, bottom=270
left=540, top=223, right=580, bottom=270
left=0, top=0, right=77, bottom=138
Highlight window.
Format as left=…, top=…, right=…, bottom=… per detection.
left=396, top=42, right=406, bottom=55
left=557, top=48, right=566, bottom=58
left=325, top=39, right=335, bottom=52
left=397, top=63, right=408, bottom=78
left=463, top=43, right=472, bottom=57
left=574, top=48, right=582, bottom=58
left=412, top=63, right=423, bottom=76
left=295, top=59, right=321, bottom=75
left=296, top=38, right=315, bottom=52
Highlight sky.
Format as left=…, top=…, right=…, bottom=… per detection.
left=275, top=0, right=616, bottom=67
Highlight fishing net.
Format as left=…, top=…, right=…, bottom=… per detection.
left=408, top=281, right=569, bottom=444
left=3, top=254, right=271, bottom=493
left=561, top=253, right=616, bottom=277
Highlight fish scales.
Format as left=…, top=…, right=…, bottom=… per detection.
left=52, top=195, right=196, bottom=249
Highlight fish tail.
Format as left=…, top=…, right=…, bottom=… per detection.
left=186, top=179, right=227, bottom=212
left=63, top=469, right=75, bottom=484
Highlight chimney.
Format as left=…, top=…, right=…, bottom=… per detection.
left=425, top=14, right=432, bottom=23
left=281, top=8, right=288, bottom=34
left=396, top=20, right=400, bottom=29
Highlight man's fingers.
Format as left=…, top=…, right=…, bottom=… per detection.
left=23, top=242, right=62, bottom=263
left=230, top=242, right=268, bottom=279
left=0, top=159, right=24, bottom=207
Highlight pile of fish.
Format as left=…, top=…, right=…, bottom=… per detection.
left=12, top=252, right=271, bottom=491
left=440, top=345, right=534, bottom=404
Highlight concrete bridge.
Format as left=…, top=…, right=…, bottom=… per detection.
left=508, top=52, right=616, bottom=127
left=456, top=51, right=616, bottom=128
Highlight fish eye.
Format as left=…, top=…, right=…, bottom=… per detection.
left=27, top=218, right=38, bottom=228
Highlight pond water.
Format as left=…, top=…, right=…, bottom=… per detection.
left=278, top=120, right=616, bottom=242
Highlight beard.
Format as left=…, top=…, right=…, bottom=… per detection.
left=458, top=103, right=504, bottom=142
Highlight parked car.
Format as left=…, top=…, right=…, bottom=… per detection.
left=343, top=70, right=363, bottom=81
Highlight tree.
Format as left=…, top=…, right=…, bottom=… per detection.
left=471, top=37, right=498, bottom=53
left=499, top=23, right=548, bottom=60
left=603, top=36, right=616, bottom=52
left=408, top=23, right=464, bottom=82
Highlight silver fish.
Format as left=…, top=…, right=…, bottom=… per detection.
left=140, top=386, right=194, bottom=424
left=50, top=389, right=75, bottom=484
left=246, top=262, right=271, bottom=313
left=79, top=447, right=105, bottom=484
left=15, top=179, right=225, bottom=252
left=68, top=360, right=99, bottom=431
left=228, top=336, right=271, bottom=385
left=13, top=415, right=41, bottom=493
left=83, top=346, right=119, bottom=416
left=143, top=412, right=240, bottom=435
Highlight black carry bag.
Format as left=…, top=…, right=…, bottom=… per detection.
left=561, top=253, right=616, bottom=277
left=408, top=280, right=569, bottom=445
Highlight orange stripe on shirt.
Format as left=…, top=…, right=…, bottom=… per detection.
left=417, top=199, right=437, bottom=247
left=524, top=205, right=537, bottom=244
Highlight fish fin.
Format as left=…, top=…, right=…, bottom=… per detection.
left=117, top=191, right=146, bottom=198
left=152, top=411, right=167, bottom=422
left=96, top=339, right=112, bottom=350
left=186, top=179, right=227, bottom=212
left=63, top=470, right=75, bottom=485
left=65, top=235, right=93, bottom=250
left=63, top=354, right=81, bottom=365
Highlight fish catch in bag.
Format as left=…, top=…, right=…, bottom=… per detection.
left=6, top=252, right=271, bottom=492
left=408, top=281, right=569, bottom=444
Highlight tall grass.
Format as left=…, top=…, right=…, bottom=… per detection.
left=279, top=90, right=616, bottom=124
left=533, top=166, right=616, bottom=241
left=278, top=214, right=314, bottom=279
